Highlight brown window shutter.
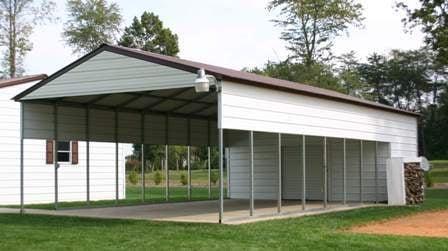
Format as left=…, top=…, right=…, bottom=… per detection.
left=71, top=141, right=79, bottom=165
left=46, top=140, right=54, bottom=164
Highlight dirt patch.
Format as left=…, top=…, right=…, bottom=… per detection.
left=350, top=210, right=448, bottom=238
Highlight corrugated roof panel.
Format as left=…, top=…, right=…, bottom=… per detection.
left=21, top=51, right=196, bottom=100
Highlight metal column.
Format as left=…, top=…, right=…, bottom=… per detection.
left=249, top=131, right=254, bottom=216
left=165, top=116, right=169, bottom=201
left=217, top=80, right=224, bottom=223
left=187, top=119, right=191, bottom=200
left=323, top=137, right=328, bottom=209
left=302, top=135, right=306, bottom=210
left=359, top=140, right=363, bottom=203
left=208, top=146, right=211, bottom=199
left=187, top=146, right=191, bottom=200
left=165, top=144, right=169, bottom=201
left=207, top=120, right=211, bottom=199
left=343, top=139, right=347, bottom=205
left=114, top=110, right=119, bottom=205
left=374, top=142, right=378, bottom=204
left=226, top=147, right=230, bottom=198
left=141, top=112, right=145, bottom=202
left=86, top=107, right=90, bottom=206
left=19, top=103, right=24, bottom=214
left=218, top=128, right=224, bottom=223
left=53, top=104, right=58, bottom=210
left=277, top=134, right=282, bottom=213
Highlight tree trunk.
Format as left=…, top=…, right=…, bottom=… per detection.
left=8, top=1, right=16, bottom=78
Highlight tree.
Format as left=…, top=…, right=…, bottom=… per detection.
left=248, top=59, right=343, bottom=92
left=358, top=53, right=389, bottom=104
left=386, top=49, right=433, bottom=111
left=268, top=0, right=363, bottom=66
left=118, top=11, right=179, bottom=56
left=63, top=0, right=122, bottom=54
left=336, top=51, right=365, bottom=96
left=423, top=86, right=448, bottom=159
left=0, top=0, right=55, bottom=78
left=398, top=0, right=448, bottom=66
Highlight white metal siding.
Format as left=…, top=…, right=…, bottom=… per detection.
left=0, top=84, right=127, bottom=205
left=282, top=135, right=324, bottom=200
left=227, top=131, right=279, bottom=200
left=229, top=132, right=389, bottom=202
left=221, top=81, right=418, bottom=158
left=327, top=139, right=388, bottom=202
left=22, top=51, right=196, bottom=99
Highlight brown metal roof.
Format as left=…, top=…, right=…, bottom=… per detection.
left=0, top=74, right=47, bottom=89
left=105, top=45, right=419, bottom=117
left=15, top=44, right=419, bottom=117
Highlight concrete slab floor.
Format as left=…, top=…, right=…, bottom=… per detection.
left=0, top=200, right=378, bottom=225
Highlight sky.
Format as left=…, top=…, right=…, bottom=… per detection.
left=25, top=0, right=424, bottom=76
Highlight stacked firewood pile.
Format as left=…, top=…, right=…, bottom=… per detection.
left=404, top=162, right=424, bottom=205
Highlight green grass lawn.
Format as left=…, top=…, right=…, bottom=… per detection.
left=20, top=186, right=224, bottom=210
left=11, top=169, right=226, bottom=210
left=430, top=160, right=448, bottom=183
left=0, top=189, right=447, bottom=250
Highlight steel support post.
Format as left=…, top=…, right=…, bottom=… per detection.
left=302, top=135, right=306, bottom=210
left=323, top=137, right=328, bottom=209
left=360, top=140, right=364, bottom=203
left=141, top=112, right=145, bottom=202
left=277, top=134, right=282, bottom=213
left=218, top=128, right=224, bottom=223
left=249, top=131, right=254, bottom=216
left=343, top=139, right=347, bottom=205
left=115, top=110, right=119, bottom=205
left=86, top=107, right=90, bottom=206
left=375, top=141, right=378, bottom=204
left=54, top=104, right=59, bottom=210
left=20, top=103, right=24, bottom=214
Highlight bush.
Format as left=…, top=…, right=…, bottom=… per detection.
left=192, top=160, right=205, bottom=170
left=210, top=171, right=219, bottom=185
left=126, top=159, right=140, bottom=172
left=180, top=173, right=188, bottom=186
left=153, top=171, right=162, bottom=185
left=425, top=171, right=434, bottom=188
left=128, top=170, right=139, bottom=185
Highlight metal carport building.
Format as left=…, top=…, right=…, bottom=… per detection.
left=14, top=44, right=419, bottom=223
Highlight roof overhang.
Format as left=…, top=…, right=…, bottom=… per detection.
left=0, top=74, right=47, bottom=89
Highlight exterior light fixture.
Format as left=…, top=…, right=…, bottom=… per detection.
left=194, top=68, right=219, bottom=93
left=194, top=69, right=210, bottom=92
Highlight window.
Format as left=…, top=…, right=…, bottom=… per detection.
left=57, top=141, right=71, bottom=162
left=45, top=140, right=78, bottom=165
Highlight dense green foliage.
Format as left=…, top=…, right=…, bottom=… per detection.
left=398, top=0, right=448, bottom=66
left=153, top=171, right=162, bottom=185
left=63, top=0, right=122, bottom=54
left=249, top=60, right=343, bottom=91
left=118, top=11, right=179, bottom=56
left=1, top=189, right=447, bottom=250
left=424, top=90, right=448, bottom=159
left=131, top=145, right=219, bottom=173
